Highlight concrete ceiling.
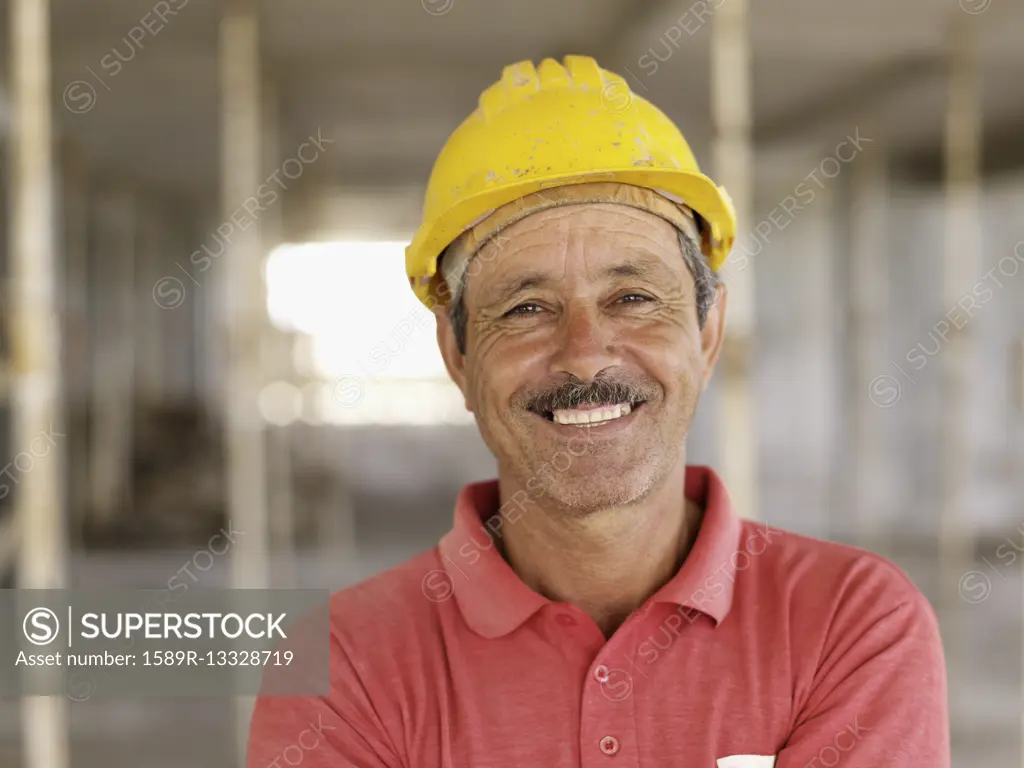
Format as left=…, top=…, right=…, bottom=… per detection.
left=14, top=0, right=1024, bottom=226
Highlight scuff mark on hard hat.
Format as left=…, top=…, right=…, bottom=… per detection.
left=485, top=170, right=498, bottom=182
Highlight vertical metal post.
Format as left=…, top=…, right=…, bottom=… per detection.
left=848, top=137, right=889, bottom=549
left=320, top=429, right=358, bottom=581
left=221, top=1, right=269, bottom=762
left=136, top=202, right=166, bottom=404
left=10, top=0, right=69, bottom=766
left=88, top=188, right=136, bottom=529
left=1015, top=335, right=1024, bottom=768
left=60, top=142, right=91, bottom=544
left=711, top=0, right=757, bottom=519
left=941, top=11, right=980, bottom=708
left=260, top=78, right=297, bottom=587
left=1015, top=336, right=1024, bottom=414
left=1019, top=335, right=1024, bottom=768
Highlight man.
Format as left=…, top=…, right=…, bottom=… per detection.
left=248, top=56, right=949, bottom=767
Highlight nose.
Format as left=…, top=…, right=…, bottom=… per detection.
left=548, top=302, right=622, bottom=382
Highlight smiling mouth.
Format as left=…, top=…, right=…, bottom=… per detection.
left=534, top=401, right=646, bottom=426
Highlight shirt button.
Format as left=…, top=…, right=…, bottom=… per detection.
left=556, top=614, right=576, bottom=627
left=593, top=664, right=610, bottom=683
left=599, top=736, right=619, bottom=755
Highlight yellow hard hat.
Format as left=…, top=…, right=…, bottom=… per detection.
left=406, top=54, right=736, bottom=309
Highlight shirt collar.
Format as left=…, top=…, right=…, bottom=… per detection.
left=648, top=465, right=742, bottom=625
left=437, top=465, right=742, bottom=638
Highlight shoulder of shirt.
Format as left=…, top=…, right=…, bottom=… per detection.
left=736, top=519, right=934, bottom=617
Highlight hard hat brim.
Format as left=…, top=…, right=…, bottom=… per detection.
left=406, top=168, right=735, bottom=308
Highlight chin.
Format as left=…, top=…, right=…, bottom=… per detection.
left=528, top=462, right=661, bottom=516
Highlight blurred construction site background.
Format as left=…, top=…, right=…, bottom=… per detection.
left=1, top=0, right=1023, bottom=766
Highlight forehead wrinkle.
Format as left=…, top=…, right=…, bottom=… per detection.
left=471, top=229, right=568, bottom=307
left=472, top=204, right=686, bottom=302
left=564, top=212, right=683, bottom=285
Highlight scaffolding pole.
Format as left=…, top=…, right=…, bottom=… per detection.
left=136, top=202, right=167, bottom=405
left=260, top=78, right=297, bottom=588
left=848, top=137, right=889, bottom=550
left=711, top=0, right=757, bottom=520
left=940, top=12, right=980, bottom=709
left=88, top=188, right=136, bottom=530
left=60, top=142, right=91, bottom=545
left=10, top=0, right=70, bottom=766
left=221, top=2, right=270, bottom=763
left=1016, top=334, right=1024, bottom=768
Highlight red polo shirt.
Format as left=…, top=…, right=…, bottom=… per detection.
left=247, top=466, right=949, bottom=767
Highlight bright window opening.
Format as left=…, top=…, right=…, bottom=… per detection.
left=264, top=241, right=471, bottom=425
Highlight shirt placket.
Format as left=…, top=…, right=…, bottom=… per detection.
left=579, top=628, right=640, bottom=768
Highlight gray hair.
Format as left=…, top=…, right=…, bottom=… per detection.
left=443, top=229, right=719, bottom=355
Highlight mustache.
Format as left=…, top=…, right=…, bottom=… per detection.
left=519, top=372, right=659, bottom=414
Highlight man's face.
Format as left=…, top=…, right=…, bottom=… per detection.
left=437, top=203, right=726, bottom=514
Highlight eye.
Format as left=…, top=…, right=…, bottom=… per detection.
left=504, top=302, right=544, bottom=317
left=616, top=293, right=654, bottom=304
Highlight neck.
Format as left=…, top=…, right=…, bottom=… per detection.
left=496, top=461, right=702, bottom=638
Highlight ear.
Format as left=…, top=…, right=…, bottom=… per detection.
left=699, top=282, right=728, bottom=390
left=435, top=304, right=473, bottom=412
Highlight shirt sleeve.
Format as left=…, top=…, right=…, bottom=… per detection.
left=246, top=632, right=405, bottom=768
left=776, top=584, right=950, bottom=767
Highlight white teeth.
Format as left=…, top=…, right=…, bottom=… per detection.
left=552, top=402, right=633, bottom=426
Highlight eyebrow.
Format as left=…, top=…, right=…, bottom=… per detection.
left=603, top=260, right=665, bottom=280
left=484, top=256, right=675, bottom=306
left=487, top=272, right=552, bottom=306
